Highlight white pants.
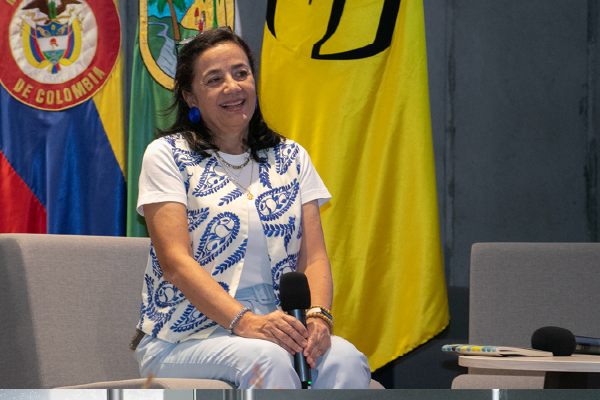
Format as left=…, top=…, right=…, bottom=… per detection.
left=134, top=283, right=371, bottom=389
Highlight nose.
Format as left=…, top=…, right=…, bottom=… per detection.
left=223, top=74, right=241, bottom=93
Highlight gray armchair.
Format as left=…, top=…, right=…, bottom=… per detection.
left=0, top=233, right=234, bottom=389
left=0, top=234, right=382, bottom=389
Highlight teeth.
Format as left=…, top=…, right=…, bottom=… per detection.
left=222, top=100, right=243, bottom=107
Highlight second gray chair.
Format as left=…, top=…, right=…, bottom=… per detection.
left=451, top=242, right=600, bottom=389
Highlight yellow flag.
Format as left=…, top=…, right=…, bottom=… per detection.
left=259, top=0, right=449, bottom=370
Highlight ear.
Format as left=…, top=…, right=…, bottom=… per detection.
left=182, top=90, right=196, bottom=109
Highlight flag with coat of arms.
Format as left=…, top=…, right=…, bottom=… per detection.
left=127, top=0, right=240, bottom=237
left=0, top=0, right=125, bottom=234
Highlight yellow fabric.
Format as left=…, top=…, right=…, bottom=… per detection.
left=259, top=0, right=449, bottom=371
left=58, top=19, right=82, bottom=67
left=93, top=49, right=126, bottom=177
left=181, top=0, right=236, bottom=30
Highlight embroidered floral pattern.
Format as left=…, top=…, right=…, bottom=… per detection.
left=170, top=282, right=229, bottom=333
left=195, top=212, right=240, bottom=266
left=275, top=142, right=299, bottom=175
left=142, top=274, right=179, bottom=337
left=164, top=134, right=203, bottom=172
left=219, top=189, right=243, bottom=206
left=149, top=245, right=162, bottom=279
left=212, top=239, right=247, bottom=276
left=188, top=207, right=210, bottom=232
left=256, top=179, right=299, bottom=221
left=193, top=158, right=229, bottom=197
left=154, top=280, right=187, bottom=308
left=263, top=216, right=296, bottom=252
left=259, top=158, right=272, bottom=189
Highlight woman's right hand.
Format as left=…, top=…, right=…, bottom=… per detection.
left=233, top=310, right=309, bottom=355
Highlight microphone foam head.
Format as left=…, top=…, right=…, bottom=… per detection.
left=279, top=272, right=311, bottom=311
left=531, top=326, right=576, bottom=356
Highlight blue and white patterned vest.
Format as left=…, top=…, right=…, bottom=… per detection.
left=137, top=133, right=304, bottom=342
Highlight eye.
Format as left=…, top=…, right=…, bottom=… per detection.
left=234, top=70, right=249, bottom=80
left=206, top=77, right=222, bottom=87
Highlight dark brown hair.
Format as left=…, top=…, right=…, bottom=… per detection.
left=157, top=28, right=284, bottom=161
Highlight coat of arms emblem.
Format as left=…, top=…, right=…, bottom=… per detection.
left=0, top=0, right=120, bottom=110
left=20, top=0, right=84, bottom=75
left=140, top=0, right=236, bottom=89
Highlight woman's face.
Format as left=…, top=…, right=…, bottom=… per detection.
left=183, top=42, right=256, bottom=138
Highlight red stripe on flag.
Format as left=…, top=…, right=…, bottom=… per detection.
left=0, top=151, right=47, bottom=233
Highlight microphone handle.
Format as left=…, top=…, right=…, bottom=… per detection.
left=574, top=335, right=600, bottom=355
left=290, top=309, right=311, bottom=388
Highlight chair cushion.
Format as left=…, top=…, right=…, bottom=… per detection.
left=57, top=378, right=383, bottom=389
left=55, top=378, right=236, bottom=389
left=0, top=234, right=151, bottom=388
left=452, top=374, right=544, bottom=389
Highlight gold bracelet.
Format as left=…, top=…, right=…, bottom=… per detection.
left=310, top=305, right=332, bottom=315
left=307, top=313, right=333, bottom=334
left=307, top=305, right=333, bottom=323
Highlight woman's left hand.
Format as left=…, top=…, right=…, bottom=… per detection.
left=295, top=200, right=333, bottom=369
left=303, top=317, right=331, bottom=368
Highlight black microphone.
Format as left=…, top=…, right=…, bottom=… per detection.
left=531, top=326, right=600, bottom=356
left=279, top=272, right=312, bottom=389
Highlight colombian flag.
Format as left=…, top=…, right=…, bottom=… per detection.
left=260, top=0, right=449, bottom=370
left=0, top=0, right=125, bottom=235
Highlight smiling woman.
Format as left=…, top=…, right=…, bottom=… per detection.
left=131, top=28, right=371, bottom=389
left=182, top=42, right=256, bottom=153
left=156, top=27, right=282, bottom=162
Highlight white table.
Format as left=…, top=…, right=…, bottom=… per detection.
left=459, top=354, right=600, bottom=388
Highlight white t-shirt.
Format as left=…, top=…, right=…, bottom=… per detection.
left=137, top=139, right=331, bottom=289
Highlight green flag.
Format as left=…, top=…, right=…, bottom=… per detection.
left=126, top=27, right=174, bottom=237
left=127, top=0, right=238, bottom=237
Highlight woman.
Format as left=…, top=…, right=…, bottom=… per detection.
left=133, top=28, right=371, bottom=389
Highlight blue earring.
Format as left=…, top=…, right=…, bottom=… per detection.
left=189, top=107, right=201, bottom=123
left=255, top=95, right=258, bottom=111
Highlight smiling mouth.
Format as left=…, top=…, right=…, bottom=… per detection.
left=220, top=99, right=245, bottom=109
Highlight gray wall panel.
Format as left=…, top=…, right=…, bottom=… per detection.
left=449, top=1, right=591, bottom=285
left=237, top=0, right=268, bottom=77
left=423, top=0, right=448, bottom=280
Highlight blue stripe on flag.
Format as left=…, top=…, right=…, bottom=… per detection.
left=0, top=86, right=125, bottom=235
